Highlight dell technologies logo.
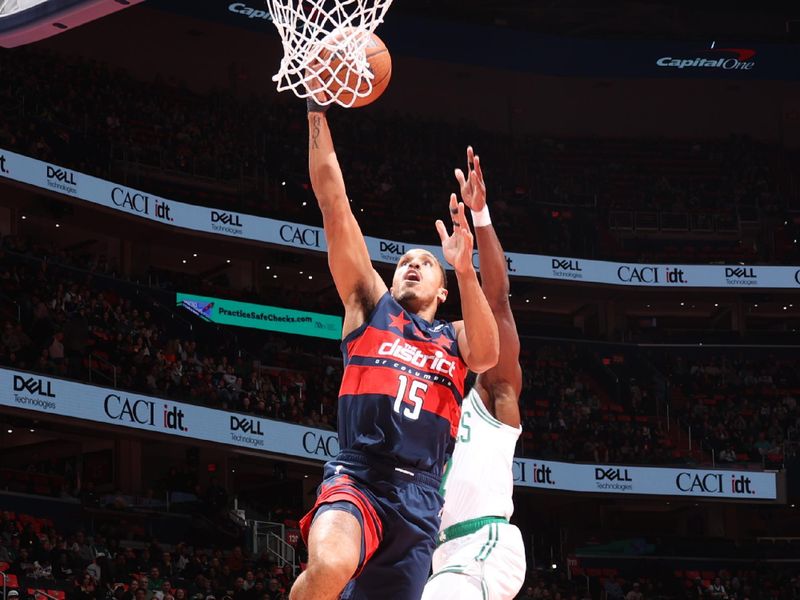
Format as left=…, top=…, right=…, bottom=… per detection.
left=724, top=267, right=757, bottom=287
left=46, top=165, right=78, bottom=195
left=211, top=211, right=244, bottom=236
left=551, top=258, right=583, bottom=280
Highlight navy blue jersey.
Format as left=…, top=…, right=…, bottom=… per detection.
left=338, top=292, right=467, bottom=476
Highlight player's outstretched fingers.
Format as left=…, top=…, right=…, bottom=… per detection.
left=435, top=219, right=448, bottom=244
left=473, top=154, right=483, bottom=182
left=455, top=167, right=467, bottom=189
left=456, top=201, right=470, bottom=233
left=449, top=193, right=461, bottom=228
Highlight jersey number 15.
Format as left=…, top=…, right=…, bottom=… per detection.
left=393, top=374, right=428, bottom=420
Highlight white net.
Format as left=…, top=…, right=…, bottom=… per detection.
left=268, top=0, right=394, bottom=107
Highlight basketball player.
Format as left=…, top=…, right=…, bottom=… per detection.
left=421, top=147, right=526, bottom=600
left=289, top=101, right=500, bottom=600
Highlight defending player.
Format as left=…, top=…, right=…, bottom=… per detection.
left=289, top=103, right=500, bottom=600
left=421, top=147, right=527, bottom=600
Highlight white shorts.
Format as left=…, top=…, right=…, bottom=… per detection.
left=421, top=522, right=526, bottom=600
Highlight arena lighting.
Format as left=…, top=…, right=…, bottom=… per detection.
left=680, top=302, right=685, bottom=306
left=714, top=303, right=719, bottom=307
left=0, top=0, right=145, bottom=48
left=308, top=275, right=313, bottom=279
left=542, top=296, right=547, bottom=300
left=182, top=259, right=187, bottom=264
left=525, top=299, right=530, bottom=303
left=20, top=215, right=26, bottom=219
left=29, top=428, right=34, bottom=433
left=302, top=201, right=307, bottom=206
left=193, top=253, right=198, bottom=257
left=55, top=223, right=60, bottom=228
left=6, top=428, right=11, bottom=434
left=265, top=265, right=271, bottom=270
left=551, top=564, right=557, bottom=570
left=299, top=271, right=303, bottom=274
left=226, top=259, right=231, bottom=264
left=281, top=181, right=286, bottom=186
left=273, top=274, right=278, bottom=279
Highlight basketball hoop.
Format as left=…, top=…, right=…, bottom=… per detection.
left=267, top=0, right=394, bottom=107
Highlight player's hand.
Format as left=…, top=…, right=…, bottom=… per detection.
left=436, top=194, right=474, bottom=274
left=454, top=146, right=486, bottom=212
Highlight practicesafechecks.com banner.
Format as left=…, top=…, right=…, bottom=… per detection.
left=2, top=148, right=800, bottom=289
left=512, top=458, right=778, bottom=500
left=1, top=368, right=780, bottom=500
left=176, top=292, right=342, bottom=340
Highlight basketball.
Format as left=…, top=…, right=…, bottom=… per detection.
left=311, top=28, right=392, bottom=108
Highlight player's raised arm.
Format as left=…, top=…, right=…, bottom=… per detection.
left=307, top=106, right=386, bottom=328
left=456, top=146, right=522, bottom=426
left=437, top=195, right=499, bottom=374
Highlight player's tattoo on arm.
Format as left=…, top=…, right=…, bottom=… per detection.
left=310, top=115, right=321, bottom=150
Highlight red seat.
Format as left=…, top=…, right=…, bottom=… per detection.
left=48, top=590, right=67, bottom=600
left=6, top=574, right=19, bottom=588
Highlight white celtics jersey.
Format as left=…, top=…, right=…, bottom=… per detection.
left=439, top=387, right=522, bottom=531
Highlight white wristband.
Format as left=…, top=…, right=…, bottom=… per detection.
left=470, top=205, right=492, bottom=228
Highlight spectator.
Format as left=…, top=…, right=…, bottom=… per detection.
left=605, top=577, right=625, bottom=600
left=710, top=577, right=729, bottom=600
left=626, top=582, right=643, bottom=600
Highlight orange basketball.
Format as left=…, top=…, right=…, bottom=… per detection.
left=313, top=28, right=392, bottom=108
